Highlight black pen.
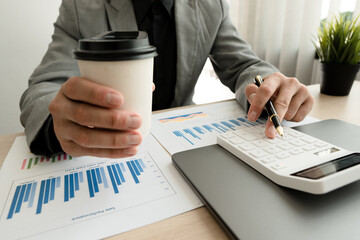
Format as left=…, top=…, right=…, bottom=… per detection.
left=254, top=75, right=284, bottom=138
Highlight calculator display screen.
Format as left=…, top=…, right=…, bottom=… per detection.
left=292, top=153, right=360, bottom=179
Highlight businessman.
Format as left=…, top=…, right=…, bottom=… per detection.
left=20, top=0, right=314, bottom=158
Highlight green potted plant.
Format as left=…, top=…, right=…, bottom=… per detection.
left=314, top=12, right=360, bottom=96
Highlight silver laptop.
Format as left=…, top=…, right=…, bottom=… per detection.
left=172, top=119, right=360, bottom=240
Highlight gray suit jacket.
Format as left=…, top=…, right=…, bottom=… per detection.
left=20, top=0, right=278, bottom=149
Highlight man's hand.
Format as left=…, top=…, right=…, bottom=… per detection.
left=49, top=77, right=143, bottom=158
left=245, top=72, right=314, bottom=138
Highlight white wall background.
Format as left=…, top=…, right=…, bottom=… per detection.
left=0, top=0, right=62, bottom=135
left=1, top=0, right=358, bottom=135
left=0, top=0, right=233, bottom=135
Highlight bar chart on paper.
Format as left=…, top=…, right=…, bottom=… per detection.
left=171, top=116, right=265, bottom=146
left=151, top=101, right=266, bottom=154
left=1, top=151, right=175, bottom=238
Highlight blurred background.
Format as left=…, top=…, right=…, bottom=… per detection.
left=1, top=0, right=359, bottom=135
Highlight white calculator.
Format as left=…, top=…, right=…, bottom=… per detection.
left=217, top=125, right=360, bottom=194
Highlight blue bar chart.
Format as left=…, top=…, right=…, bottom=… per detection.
left=3, top=152, right=174, bottom=222
left=36, top=177, right=61, bottom=215
left=151, top=100, right=270, bottom=154
left=172, top=117, right=266, bottom=146
left=7, top=182, right=37, bottom=219
left=64, top=172, right=83, bottom=202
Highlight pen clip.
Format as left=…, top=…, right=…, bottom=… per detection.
left=254, top=75, right=263, bottom=87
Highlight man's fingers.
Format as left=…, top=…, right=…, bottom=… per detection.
left=68, top=102, right=142, bottom=130
left=245, top=73, right=313, bottom=124
left=272, top=77, right=300, bottom=120
left=283, top=85, right=313, bottom=121
left=287, top=96, right=314, bottom=122
left=246, top=76, right=280, bottom=121
left=68, top=125, right=142, bottom=149
left=264, top=119, right=277, bottom=139
left=55, top=121, right=142, bottom=158
left=62, top=77, right=124, bottom=108
left=50, top=91, right=142, bottom=131
left=61, top=140, right=139, bottom=158
left=245, top=84, right=257, bottom=105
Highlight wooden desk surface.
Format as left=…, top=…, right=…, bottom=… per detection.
left=1, top=81, right=359, bottom=239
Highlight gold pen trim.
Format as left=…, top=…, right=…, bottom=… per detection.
left=269, top=114, right=279, bottom=122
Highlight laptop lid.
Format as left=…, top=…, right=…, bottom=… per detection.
left=172, top=119, right=360, bottom=240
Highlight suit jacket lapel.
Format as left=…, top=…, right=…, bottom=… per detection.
left=174, top=0, right=198, bottom=106
left=104, top=0, right=138, bottom=31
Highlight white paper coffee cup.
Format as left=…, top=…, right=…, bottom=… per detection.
left=74, top=31, right=157, bottom=136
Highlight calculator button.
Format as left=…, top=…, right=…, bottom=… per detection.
left=252, top=139, right=270, bottom=148
left=220, top=132, right=236, bottom=139
left=289, top=139, right=306, bottom=147
left=237, top=143, right=256, bottom=151
left=229, top=138, right=245, bottom=144
left=261, top=157, right=276, bottom=164
left=315, top=141, right=328, bottom=148
left=289, top=148, right=304, bottom=155
left=263, top=146, right=281, bottom=154
left=237, top=132, right=261, bottom=141
left=244, top=127, right=262, bottom=133
left=248, top=149, right=267, bottom=158
left=277, top=142, right=294, bottom=151
left=301, top=136, right=317, bottom=144
left=275, top=152, right=291, bottom=159
left=263, top=137, right=282, bottom=144
left=302, top=145, right=316, bottom=151
left=271, top=163, right=287, bottom=170
left=288, top=131, right=304, bottom=138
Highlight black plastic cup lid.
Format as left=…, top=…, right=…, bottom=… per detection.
left=74, top=31, right=157, bottom=61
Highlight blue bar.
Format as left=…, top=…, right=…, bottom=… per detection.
left=43, top=179, right=51, bottom=204
left=56, top=176, right=61, bottom=188
left=69, top=174, right=75, bottom=198
left=212, top=123, right=228, bottom=132
left=184, top=129, right=201, bottom=139
left=95, top=168, right=102, bottom=184
left=107, top=165, right=119, bottom=194
left=229, top=119, right=241, bottom=126
left=15, top=184, right=27, bottom=213
left=7, top=185, right=21, bottom=219
left=86, top=170, right=95, bottom=198
left=134, top=159, right=144, bottom=172
left=36, top=180, right=46, bottom=214
left=139, top=159, right=146, bottom=169
left=120, top=162, right=126, bottom=172
left=79, top=171, right=84, bottom=183
left=100, top=167, right=109, bottom=188
left=64, top=175, right=69, bottom=202
left=130, top=160, right=140, bottom=176
left=221, top=121, right=236, bottom=130
left=111, top=164, right=121, bottom=185
left=203, top=124, right=219, bottom=133
left=74, top=172, right=79, bottom=191
left=91, top=169, right=99, bottom=193
left=50, top=178, right=56, bottom=201
left=115, top=164, right=126, bottom=182
left=193, top=127, right=205, bottom=134
left=28, top=182, right=37, bottom=208
left=173, top=130, right=194, bottom=145
left=24, top=183, right=32, bottom=202
left=127, top=161, right=139, bottom=184
left=238, top=118, right=256, bottom=126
